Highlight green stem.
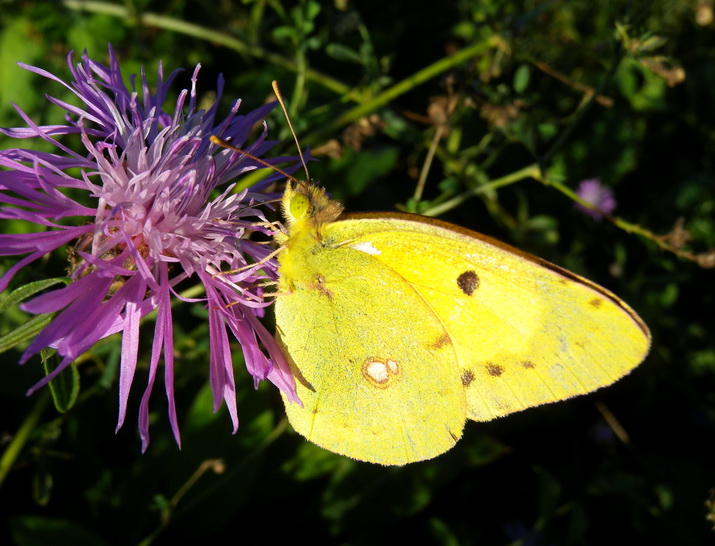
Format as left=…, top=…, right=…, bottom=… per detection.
left=543, top=177, right=715, bottom=265
left=61, top=0, right=362, bottom=101
left=414, top=126, right=445, bottom=204
left=0, top=390, right=51, bottom=488
left=307, top=37, right=501, bottom=144
left=539, top=42, right=625, bottom=168
left=137, top=419, right=288, bottom=545
left=421, top=163, right=542, bottom=217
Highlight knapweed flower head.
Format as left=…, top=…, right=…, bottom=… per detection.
left=0, top=46, right=299, bottom=450
left=575, top=178, right=617, bottom=221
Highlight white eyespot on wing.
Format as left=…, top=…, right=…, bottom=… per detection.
left=366, top=360, right=389, bottom=383
left=387, top=359, right=399, bottom=374
left=363, top=357, right=400, bottom=388
left=351, top=241, right=382, bottom=255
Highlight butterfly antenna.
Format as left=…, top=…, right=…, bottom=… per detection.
left=209, top=135, right=301, bottom=185
left=272, top=80, right=311, bottom=182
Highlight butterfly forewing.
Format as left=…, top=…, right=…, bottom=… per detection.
left=329, top=213, right=650, bottom=422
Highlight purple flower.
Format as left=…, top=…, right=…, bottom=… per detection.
left=574, top=178, right=617, bottom=221
left=0, top=46, right=299, bottom=451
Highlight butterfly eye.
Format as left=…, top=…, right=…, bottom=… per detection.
left=289, top=193, right=311, bottom=221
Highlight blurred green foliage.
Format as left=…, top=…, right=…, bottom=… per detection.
left=1, top=0, right=714, bottom=544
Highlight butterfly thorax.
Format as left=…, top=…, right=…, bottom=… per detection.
left=276, top=182, right=343, bottom=293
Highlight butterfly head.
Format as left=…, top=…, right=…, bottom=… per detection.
left=280, top=181, right=343, bottom=236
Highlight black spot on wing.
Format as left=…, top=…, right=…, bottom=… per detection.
left=457, top=270, right=479, bottom=296
left=431, top=333, right=452, bottom=350
left=485, top=362, right=505, bottom=377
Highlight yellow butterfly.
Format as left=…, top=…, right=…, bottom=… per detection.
left=273, top=181, right=650, bottom=466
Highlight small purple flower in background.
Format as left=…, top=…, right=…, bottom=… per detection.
left=574, top=178, right=617, bottom=221
left=0, top=46, right=299, bottom=451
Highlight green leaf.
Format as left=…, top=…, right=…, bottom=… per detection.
left=271, top=25, right=295, bottom=42
left=0, top=278, right=66, bottom=353
left=32, top=469, right=53, bottom=507
left=305, top=0, right=321, bottom=21
left=0, top=313, right=54, bottom=354
left=0, top=18, right=44, bottom=123
left=305, top=37, right=322, bottom=50
left=42, top=349, right=79, bottom=414
left=429, top=517, right=461, bottom=546
left=326, top=43, right=363, bottom=64
left=513, top=64, right=530, bottom=94
left=0, top=278, right=67, bottom=314
left=537, top=122, right=558, bottom=140
left=336, top=146, right=400, bottom=196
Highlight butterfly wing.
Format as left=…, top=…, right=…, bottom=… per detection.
left=326, top=212, right=650, bottom=422
left=275, top=238, right=466, bottom=465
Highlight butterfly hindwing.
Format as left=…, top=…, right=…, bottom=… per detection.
left=275, top=236, right=466, bottom=465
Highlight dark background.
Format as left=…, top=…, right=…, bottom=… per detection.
left=1, top=1, right=714, bottom=544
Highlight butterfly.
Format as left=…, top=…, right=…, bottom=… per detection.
left=273, top=180, right=650, bottom=465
